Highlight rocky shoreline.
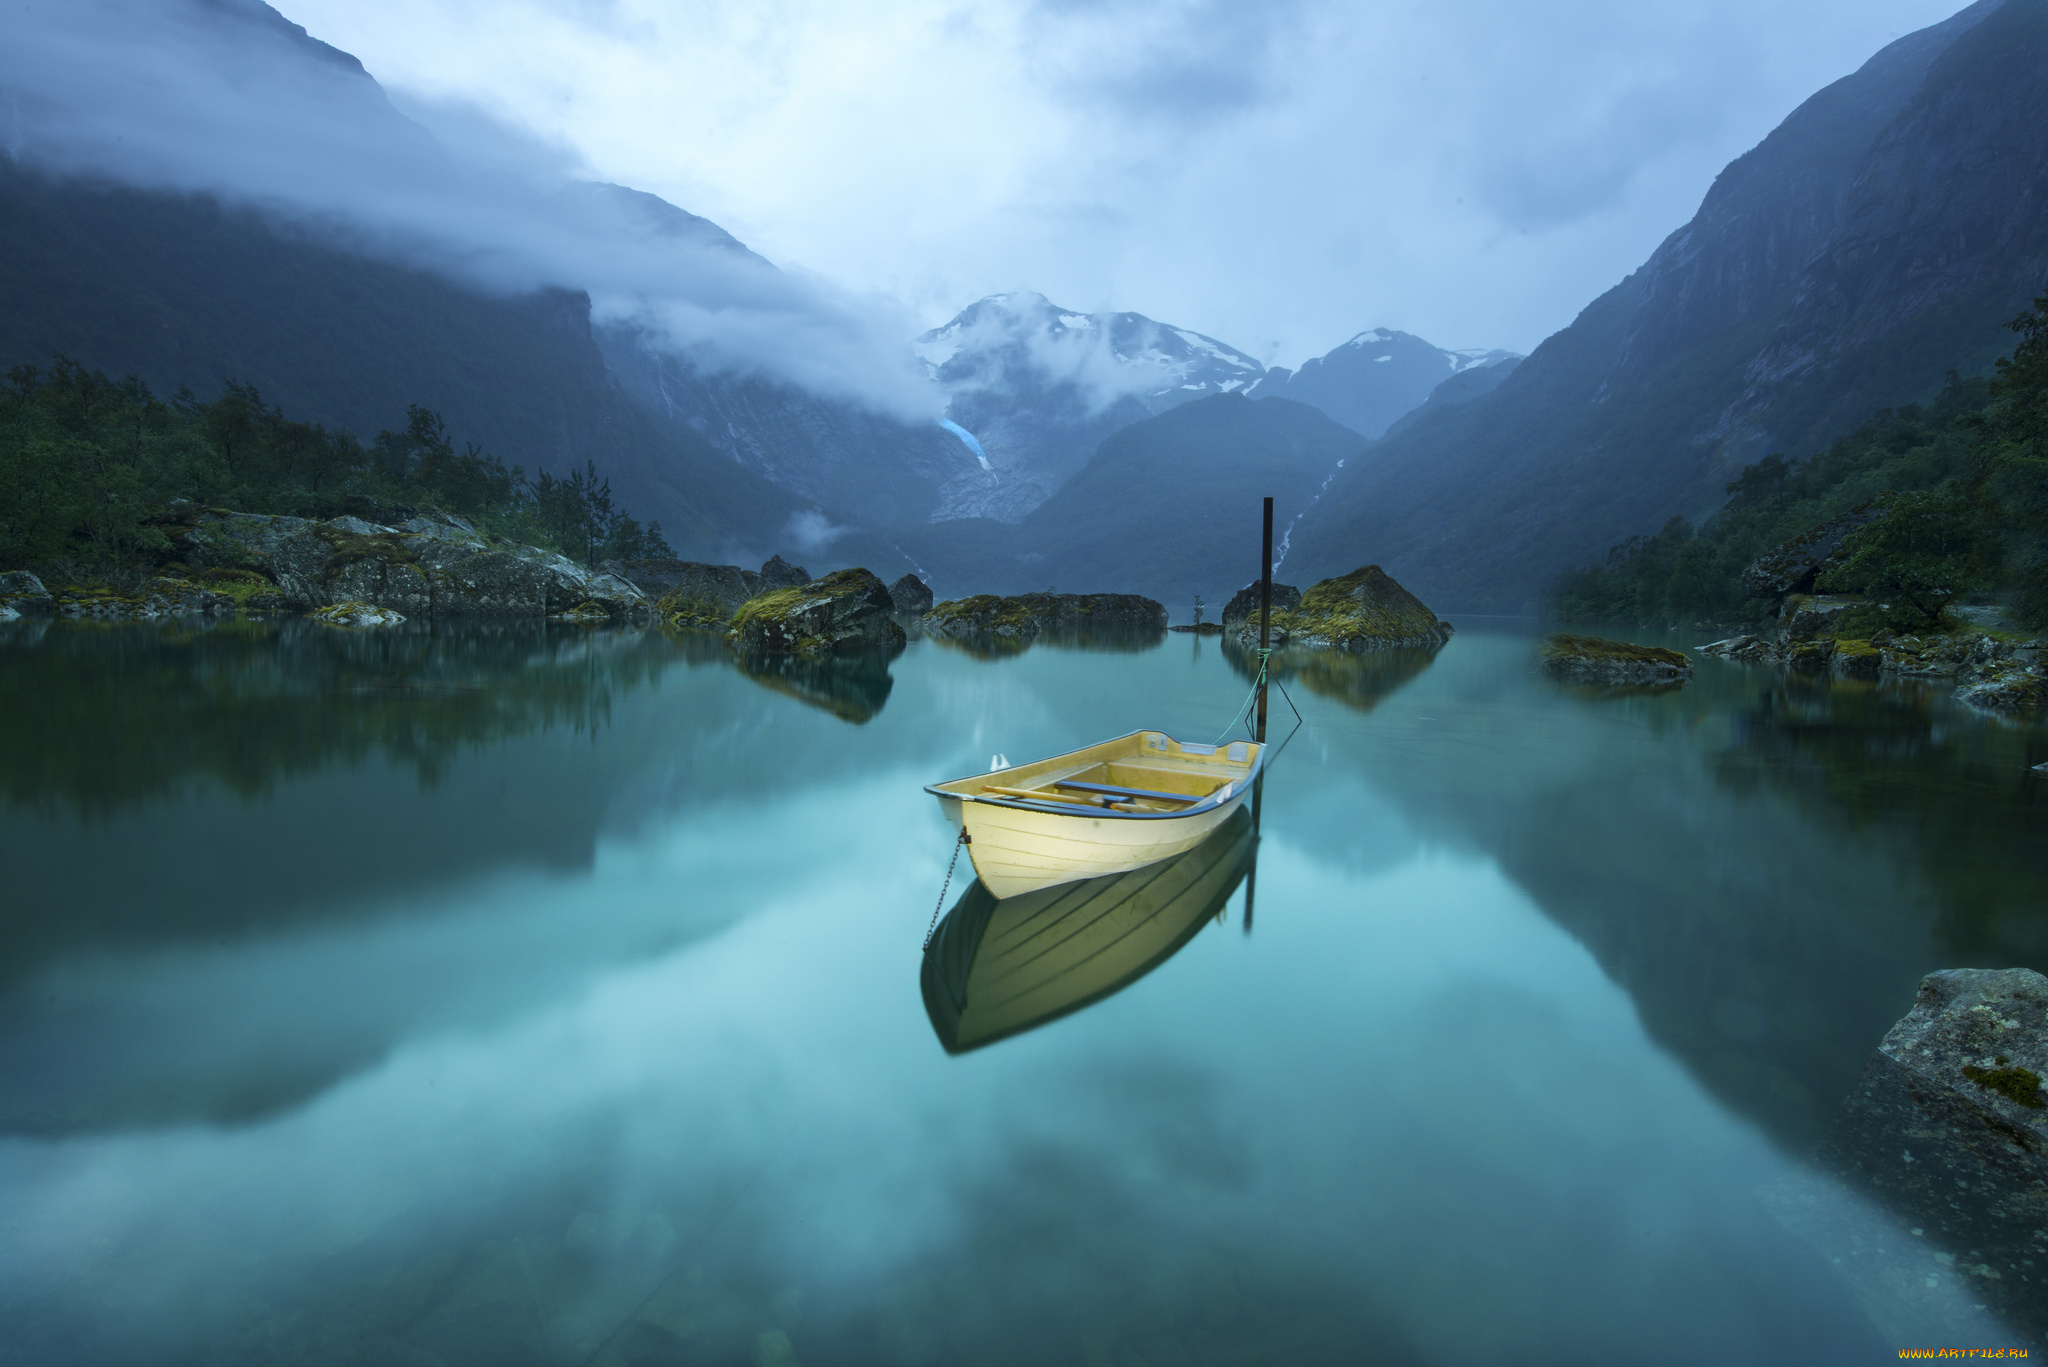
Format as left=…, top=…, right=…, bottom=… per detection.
left=1698, top=596, right=2045, bottom=712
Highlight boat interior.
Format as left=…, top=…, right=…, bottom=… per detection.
left=931, top=731, right=1261, bottom=815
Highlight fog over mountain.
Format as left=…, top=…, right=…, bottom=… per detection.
left=0, top=0, right=937, bottom=419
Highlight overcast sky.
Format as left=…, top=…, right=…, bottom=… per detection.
left=285, top=0, right=1965, bottom=366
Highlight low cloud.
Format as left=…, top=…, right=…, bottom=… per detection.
left=783, top=509, right=849, bottom=555
left=0, top=0, right=941, bottom=420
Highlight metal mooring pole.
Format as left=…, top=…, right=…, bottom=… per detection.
left=1256, top=496, right=1273, bottom=743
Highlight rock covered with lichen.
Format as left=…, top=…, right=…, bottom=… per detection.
left=726, top=567, right=905, bottom=656
left=920, top=592, right=1166, bottom=639
left=1698, top=623, right=2045, bottom=709
left=1817, top=968, right=2048, bottom=1343
left=1234, top=566, right=1451, bottom=651
left=176, top=509, right=648, bottom=620
left=1539, top=633, right=1692, bottom=686
left=0, top=571, right=53, bottom=619
left=1220, top=581, right=1303, bottom=633
left=51, top=577, right=233, bottom=621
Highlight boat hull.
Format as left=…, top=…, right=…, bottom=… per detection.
left=927, top=729, right=1264, bottom=898
left=961, top=788, right=1247, bottom=898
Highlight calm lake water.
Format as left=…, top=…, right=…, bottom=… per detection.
left=2, top=616, right=2044, bottom=1365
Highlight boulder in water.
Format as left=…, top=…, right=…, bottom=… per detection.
left=1237, top=566, right=1451, bottom=651
left=1817, top=968, right=2048, bottom=1346
left=1220, top=581, right=1302, bottom=633
left=727, top=568, right=904, bottom=656
left=1538, top=634, right=1691, bottom=685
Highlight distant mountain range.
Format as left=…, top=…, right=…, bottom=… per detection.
left=1246, top=329, right=1517, bottom=439
left=7, top=0, right=2035, bottom=614
left=1282, top=0, right=2047, bottom=611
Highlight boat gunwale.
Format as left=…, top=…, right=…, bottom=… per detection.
left=923, top=729, right=1264, bottom=822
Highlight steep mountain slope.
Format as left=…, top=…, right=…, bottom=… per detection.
left=1381, top=357, right=1523, bottom=439
left=1247, top=329, right=1517, bottom=438
left=0, top=161, right=814, bottom=561
left=901, top=393, right=1367, bottom=605
left=1284, top=0, right=2040, bottom=611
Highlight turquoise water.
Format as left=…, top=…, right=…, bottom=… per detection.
left=1, top=618, right=2043, bottom=1365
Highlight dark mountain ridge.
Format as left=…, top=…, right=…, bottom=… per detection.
left=1284, top=0, right=2042, bottom=611
left=901, top=393, right=1368, bottom=606
left=0, top=160, right=812, bottom=561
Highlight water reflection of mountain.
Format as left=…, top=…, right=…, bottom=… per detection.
left=0, top=619, right=672, bottom=815
left=1350, top=641, right=2048, bottom=1154
left=922, top=808, right=1255, bottom=1053
left=0, top=620, right=924, bottom=994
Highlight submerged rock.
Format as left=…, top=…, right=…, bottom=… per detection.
left=920, top=592, right=1167, bottom=639
left=1236, top=566, right=1451, bottom=651
left=1741, top=496, right=1894, bottom=599
left=1538, top=633, right=1692, bottom=686
left=727, top=568, right=904, bottom=656
left=1818, top=968, right=2048, bottom=1346
left=888, top=573, right=935, bottom=615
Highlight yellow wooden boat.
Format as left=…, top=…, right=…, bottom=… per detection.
left=925, top=730, right=1263, bottom=898
left=921, top=806, right=1256, bottom=1053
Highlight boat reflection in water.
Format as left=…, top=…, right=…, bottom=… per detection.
left=920, top=806, right=1257, bottom=1054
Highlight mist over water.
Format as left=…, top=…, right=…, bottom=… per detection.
left=1, top=619, right=2039, bottom=1362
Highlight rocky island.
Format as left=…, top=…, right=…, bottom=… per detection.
left=1224, top=566, right=1452, bottom=651
left=1539, top=633, right=1693, bottom=686
left=919, top=592, right=1167, bottom=640
left=724, top=568, right=906, bottom=656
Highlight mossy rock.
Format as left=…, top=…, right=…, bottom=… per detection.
left=1248, top=566, right=1451, bottom=652
left=1539, top=633, right=1692, bottom=686
left=726, top=567, right=904, bottom=656
left=653, top=590, right=732, bottom=631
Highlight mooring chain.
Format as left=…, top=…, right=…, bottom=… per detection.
left=923, top=828, right=970, bottom=951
